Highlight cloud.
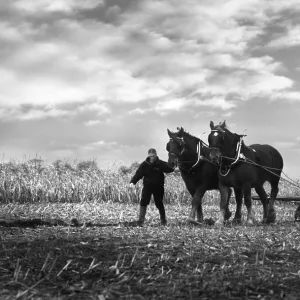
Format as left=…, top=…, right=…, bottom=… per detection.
left=128, top=108, right=149, bottom=115
left=1, top=0, right=300, bottom=178
left=221, top=111, right=234, bottom=118
left=48, top=139, right=124, bottom=159
left=0, top=21, right=25, bottom=42
left=270, top=91, right=300, bottom=102
left=74, top=100, right=111, bottom=115
left=1, top=0, right=299, bottom=119
left=267, top=25, right=300, bottom=48
left=82, top=140, right=119, bottom=152
left=13, top=0, right=104, bottom=13
left=0, top=104, right=69, bottom=121
left=108, top=0, right=298, bottom=106
left=155, top=99, right=187, bottom=115
left=84, top=120, right=101, bottom=127
left=204, top=70, right=293, bottom=100
left=88, top=140, right=118, bottom=147
left=194, top=97, right=236, bottom=110
left=0, top=99, right=111, bottom=122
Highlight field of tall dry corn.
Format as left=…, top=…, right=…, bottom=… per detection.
left=0, top=158, right=299, bottom=205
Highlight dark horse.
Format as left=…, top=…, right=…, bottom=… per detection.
left=167, top=127, right=233, bottom=224
left=208, top=121, right=283, bottom=224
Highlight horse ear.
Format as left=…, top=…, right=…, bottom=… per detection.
left=220, top=120, right=226, bottom=128
left=167, top=129, right=174, bottom=138
left=210, top=121, right=214, bottom=130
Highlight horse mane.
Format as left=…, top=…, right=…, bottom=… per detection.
left=177, top=127, right=200, bottom=142
left=183, top=131, right=201, bottom=142
left=214, top=121, right=230, bottom=132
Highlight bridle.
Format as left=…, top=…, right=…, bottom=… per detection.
left=209, top=129, right=246, bottom=176
left=167, top=137, right=184, bottom=168
left=209, top=129, right=226, bottom=156
left=168, top=137, right=206, bottom=172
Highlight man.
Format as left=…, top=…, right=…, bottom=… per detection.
left=130, top=148, right=174, bottom=226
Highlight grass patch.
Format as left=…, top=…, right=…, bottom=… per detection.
left=0, top=202, right=299, bottom=300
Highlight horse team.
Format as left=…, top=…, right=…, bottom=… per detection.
left=166, top=121, right=283, bottom=225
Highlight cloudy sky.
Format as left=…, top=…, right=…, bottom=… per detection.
left=1, top=0, right=300, bottom=178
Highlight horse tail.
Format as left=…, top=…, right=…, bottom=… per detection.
left=267, top=146, right=284, bottom=191
left=271, top=146, right=283, bottom=174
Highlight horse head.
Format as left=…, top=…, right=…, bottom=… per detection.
left=166, top=129, right=186, bottom=168
left=167, top=127, right=201, bottom=169
left=208, top=120, right=245, bottom=164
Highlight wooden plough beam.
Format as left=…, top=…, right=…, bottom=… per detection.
left=251, top=196, right=300, bottom=221
left=252, top=196, right=300, bottom=202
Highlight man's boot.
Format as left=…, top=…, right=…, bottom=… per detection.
left=137, top=206, right=147, bottom=226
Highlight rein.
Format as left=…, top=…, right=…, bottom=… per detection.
left=223, top=155, right=300, bottom=190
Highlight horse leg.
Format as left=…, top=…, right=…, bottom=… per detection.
left=196, top=204, right=204, bottom=223
left=244, top=186, right=256, bottom=225
left=187, top=186, right=205, bottom=224
left=232, top=188, right=243, bottom=224
left=224, top=188, right=232, bottom=221
left=267, top=179, right=279, bottom=223
left=254, top=185, right=268, bottom=223
left=215, top=183, right=229, bottom=225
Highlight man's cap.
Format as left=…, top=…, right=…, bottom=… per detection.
left=148, top=148, right=157, bottom=155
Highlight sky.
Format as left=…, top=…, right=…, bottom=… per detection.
left=1, top=0, right=300, bottom=178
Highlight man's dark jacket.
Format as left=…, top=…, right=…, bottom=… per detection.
left=130, top=157, right=174, bottom=186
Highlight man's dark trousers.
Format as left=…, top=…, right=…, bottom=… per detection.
left=140, top=184, right=166, bottom=224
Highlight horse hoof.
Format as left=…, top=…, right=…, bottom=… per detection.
left=266, top=211, right=276, bottom=223
left=215, top=220, right=224, bottom=226
left=223, top=220, right=233, bottom=227
left=225, top=211, right=232, bottom=221
left=246, top=219, right=256, bottom=226
left=266, top=216, right=276, bottom=224
left=187, top=219, right=200, bottom=225
left=204, top=218, right=215, bottom=226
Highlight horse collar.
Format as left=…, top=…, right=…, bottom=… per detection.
left=219, top=163, right=232, bottom=177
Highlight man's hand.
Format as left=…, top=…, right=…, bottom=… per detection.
left=129, top=183, right=135, bottom=188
